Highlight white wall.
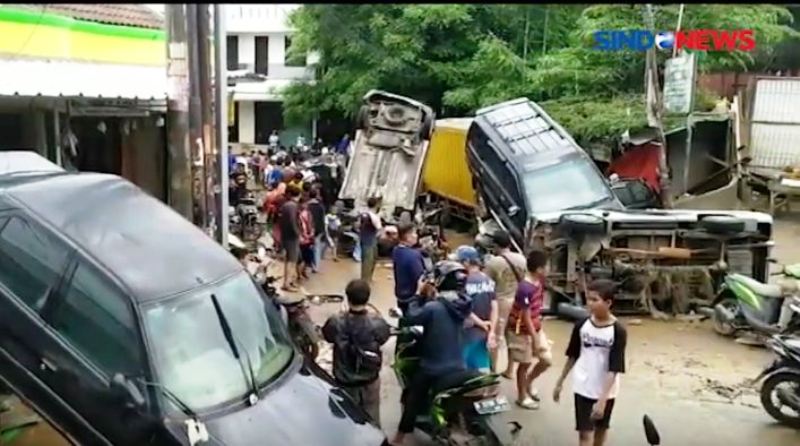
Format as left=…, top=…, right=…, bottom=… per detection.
left=238, top=34, right=255, bottom=67
left=268, top=33, right=286, bottom=65
left=238, top=101, right=255, bottom=144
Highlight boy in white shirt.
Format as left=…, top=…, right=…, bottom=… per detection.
left=553, top=279, right=627, bottom=446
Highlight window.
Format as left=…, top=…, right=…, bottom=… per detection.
left=226, top=35, right=239, bottom=71
left=50, top=262, right=142, bottom=376
left=255, top=36, right=269, bottom=75
left=284, top=36, right=305, bottom=67
left=0, top=217, right=69, bottom=312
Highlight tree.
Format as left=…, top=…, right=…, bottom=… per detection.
left=284, top=4, right=797, bottom=144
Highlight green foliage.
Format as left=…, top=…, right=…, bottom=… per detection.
left=283, top=4, right=798, bottom=143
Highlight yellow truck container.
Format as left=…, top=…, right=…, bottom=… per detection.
left=421, top=118, right=477, bottom=214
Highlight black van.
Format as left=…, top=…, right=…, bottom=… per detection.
left=466, top=98, right=623, bottom=244
left=0, top=152, right=387, bottom=446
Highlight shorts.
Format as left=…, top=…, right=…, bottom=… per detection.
left=574, top=393, right=616, bottom=431
left=300, top=244, right=315, bottom=265
left=463, top=339, right=491, bottom=371
left=284, top=239, right=300, bottom=263
left=506, top=328, right=552, bottom=364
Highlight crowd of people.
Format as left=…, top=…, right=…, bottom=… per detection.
left=320, top=223, right=628, bottom=446
left=231, top=130, right=628, bottom=446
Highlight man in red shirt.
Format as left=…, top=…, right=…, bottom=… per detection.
left=506, top=250, right=553, bottom=410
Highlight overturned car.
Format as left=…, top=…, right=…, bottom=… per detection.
left=468, top=98, right=774, bottom=315
left=339, top=90, right=435, bottom=221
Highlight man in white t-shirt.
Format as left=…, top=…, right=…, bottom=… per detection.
left=553, top=279, right=627, bottom=446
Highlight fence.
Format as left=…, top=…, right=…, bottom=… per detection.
left=698, top=70, right=800, bottom=99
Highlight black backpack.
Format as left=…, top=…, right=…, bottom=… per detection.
left=341, top=315, right=382, bottom=384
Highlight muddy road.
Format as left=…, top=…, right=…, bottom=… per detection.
left=300, top=215, right=800, bottom=446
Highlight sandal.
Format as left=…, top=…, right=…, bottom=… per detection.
left=501, top=371, right=514, bottom=380
left=515, top=397, right=539, bottom=410
left=527, top=386, right=541, bottom=402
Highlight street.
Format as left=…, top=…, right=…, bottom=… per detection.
left=298, top=214, right=800, bottom=446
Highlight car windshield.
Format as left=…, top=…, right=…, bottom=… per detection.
left=143, top=272, right=293, bottom=413
left=521, top=157, right=614, bottom=215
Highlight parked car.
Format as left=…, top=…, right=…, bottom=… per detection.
left=339, top=90, right=435, bottom=221
left=467, top=99, right=774, bottom=315
left=0, top=151, right=388, bottom=446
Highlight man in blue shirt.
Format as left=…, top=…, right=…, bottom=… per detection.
left=391, top=224, right=426, bottom=314
left=452, top=245, right=498, bottom=372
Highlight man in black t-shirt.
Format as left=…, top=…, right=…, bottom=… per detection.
left=279, top=186, right=301, bottom=291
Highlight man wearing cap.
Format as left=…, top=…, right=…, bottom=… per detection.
left=453, top=245, right=498, bottom=372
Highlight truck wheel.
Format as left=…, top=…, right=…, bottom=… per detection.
left=559, top=214, right=606, bottom=236
left=356, top=105, right=370, bottom=130
left=383, top=105, right=407, bottom=127
left=699, top=216, right=746, bottom=234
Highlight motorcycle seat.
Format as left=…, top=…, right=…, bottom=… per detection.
left=431, top=369, right=483, bottom=396
left=729, top=274, right=784, bottom=298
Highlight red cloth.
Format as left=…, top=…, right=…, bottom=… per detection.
left=607, top=143, right=662, bottom=193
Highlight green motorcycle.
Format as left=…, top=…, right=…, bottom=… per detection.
left=390, top=323, right=521, bottom=446
left=700, top=263, right=800, bottom=339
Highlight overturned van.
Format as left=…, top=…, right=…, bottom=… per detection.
left=468, top=98, right=774, bottom=315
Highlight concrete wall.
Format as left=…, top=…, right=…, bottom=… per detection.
left=238, top=101, right=255, bottom=144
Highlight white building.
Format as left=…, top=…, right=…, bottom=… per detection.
left=225, top=4, right=317, bottom=149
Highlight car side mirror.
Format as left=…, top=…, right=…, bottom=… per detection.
left=643, top=415, right=660, bottom=445
left=111, top=373, right=146, bottom=408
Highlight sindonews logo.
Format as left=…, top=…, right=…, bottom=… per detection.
left=593, top=29, right=755, bottom=51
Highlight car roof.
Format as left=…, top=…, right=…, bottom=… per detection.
left=472, top=98, right=584, bottom=170
left=1, top=170, right=242, bottom=303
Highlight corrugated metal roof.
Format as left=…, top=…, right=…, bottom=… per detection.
left=752, top=78, right=800, bottom=124
left=749, top=78, right=800, bottom=175
left=0, top=59, right=167, bottom=100
left=12, top=4, right=164, bottom=29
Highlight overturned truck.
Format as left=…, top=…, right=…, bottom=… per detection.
left=468, top=98, right=774, bottom=316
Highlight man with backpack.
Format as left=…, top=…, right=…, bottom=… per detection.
left=321, top=279, right=391, bottom=427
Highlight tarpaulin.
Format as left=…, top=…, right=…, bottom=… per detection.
left=607, top=143, right=662, bottom=193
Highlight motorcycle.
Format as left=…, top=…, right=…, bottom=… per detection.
left=699, top=262, right=800, bottom=340
left=754, top=334, right=800, bottom=428
left=388, top=309, right=521, bottom=446
left=260, top=275, right=321, bottom=361
left=236, top=191, right=262, bottom=241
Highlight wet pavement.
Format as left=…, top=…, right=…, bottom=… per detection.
left=293, top=215, right=800, bottom=446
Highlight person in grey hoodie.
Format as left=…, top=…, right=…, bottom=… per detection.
left=391, top=261, right=473, bottom=446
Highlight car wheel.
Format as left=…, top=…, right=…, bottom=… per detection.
left=420, top=113, right=434, bottom=140
left=559, top=214, right=606, bottom=236
left=699, top=216, right=746, bottom=234
left=383, top=104, right=407, bottom=127
left=356, top=105, right=370, bottom=130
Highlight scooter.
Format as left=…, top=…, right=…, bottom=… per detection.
left=754, top=334, right=800, bottom=428
left=699, top=262, right=800, bottom=340
left=388, top=309, right=522, bottom=446
left=260, top=275, right=321, bottom=361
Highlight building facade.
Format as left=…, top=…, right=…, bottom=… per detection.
left=225, top=4, right=316, bottom=150
left=0, top=4, right=169, bottom=200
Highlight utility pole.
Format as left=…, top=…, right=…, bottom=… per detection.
left=165, top=5, right=193, bottom=221
left=186, top=4, right=207, bottom=227
left=643, top=4, right=673, bottom=208
left=197, top=4, right=216, bottom=238
left=214, top=4, right=229, bottom=247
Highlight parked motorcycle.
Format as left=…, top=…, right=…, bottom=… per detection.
left=699, top=262, right=800, bottom=339
left=754, top=334, right=800, bottom=428
left=260, top=276, right=321, bottom=361
left=388, top=310, right=521, bottom=446
left=237, top=191, right=262, bottom=240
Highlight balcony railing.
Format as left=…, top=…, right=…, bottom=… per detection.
left=229, top=64, right=314, bottom=82
left=225, top=4, right=300, bottom=33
